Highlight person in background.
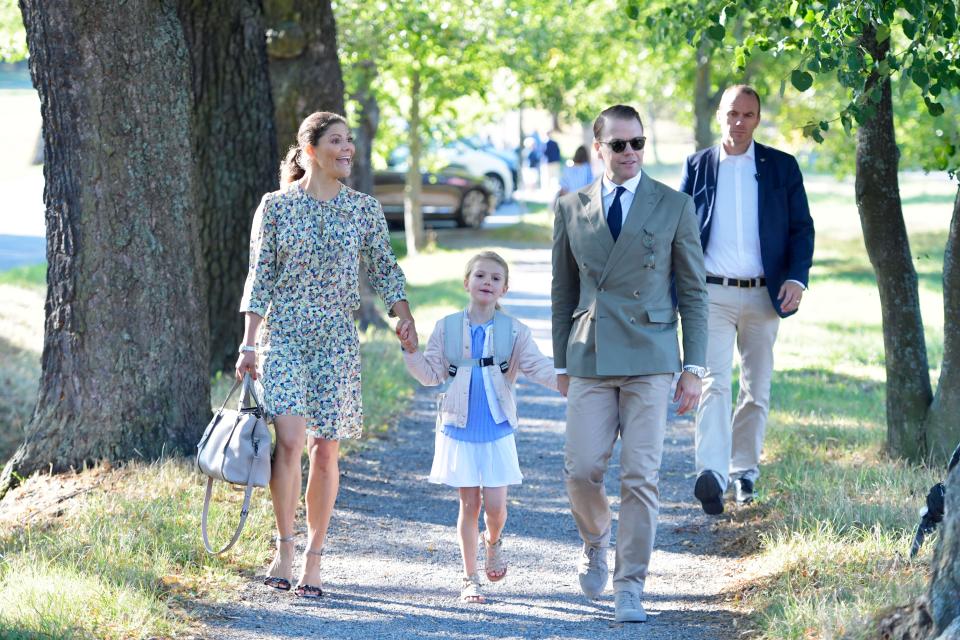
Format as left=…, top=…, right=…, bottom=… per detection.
left=679, top=84, right=814, bottom=515
left=558, top=145, right=593, bottom=196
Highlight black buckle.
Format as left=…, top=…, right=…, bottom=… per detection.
left=448, top=364, right=459, bottom=377
left=499, top=361, right=509, bottom=373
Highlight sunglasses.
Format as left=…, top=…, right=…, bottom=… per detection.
left=599, top=137, right=646, bottom=153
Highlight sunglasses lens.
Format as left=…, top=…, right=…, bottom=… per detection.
left=630, top=137, right=646, bottom=150
left=611, top=140, right=627, bottom=153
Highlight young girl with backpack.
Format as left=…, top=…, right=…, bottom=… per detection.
left=399, top=251, right=558, bottom=603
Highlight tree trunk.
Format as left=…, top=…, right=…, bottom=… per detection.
left=929, top=462, right=960, bottom=636
left=646, top=104, right=661, bottom=164
left=694, top=39, right=715, bottom=151
left=856, top=25, right=933, bottom=462
left=177, top=1, right=278, bottom=374
left=264, top=0, right=345, bottom=152
left=404, top=69, right=426, bottom=255
left=2, top=0, right=208, bottom=496
left=925, top=189, right=960, bottom=459
left=350, top=60, right=388, bottom=330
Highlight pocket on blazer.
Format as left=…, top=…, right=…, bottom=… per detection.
left=646, top=308, right=678, bottom=323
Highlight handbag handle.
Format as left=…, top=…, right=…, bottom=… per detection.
left=215, top=374, right=265, bottom=414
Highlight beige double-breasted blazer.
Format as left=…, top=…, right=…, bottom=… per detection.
left=551, top=173, right=708, bottom=377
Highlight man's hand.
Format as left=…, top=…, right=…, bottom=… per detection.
left=557, top=374, right=570, bottom=397
left=778, top=281, right=804, bottom=314
left=673, top=371, right=702, bottom=415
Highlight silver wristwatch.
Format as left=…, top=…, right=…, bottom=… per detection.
left=683, top=365, right=707, bottom=378
left=238, top=344, right=257, bottom=354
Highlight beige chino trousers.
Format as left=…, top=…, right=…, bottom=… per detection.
left=696, top=283, right=780, bottom=490
left=564, top=373, right=673, bottom=596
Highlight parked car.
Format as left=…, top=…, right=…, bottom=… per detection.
left=458, top=136, right=520, bottom=189
left=373, top=166, right=494, bottom=229
left=387, top=142, right=515, bottom=207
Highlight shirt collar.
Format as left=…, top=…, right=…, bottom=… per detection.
left=601, top=171, right=643, bottom=196
left=719, top=140, right=756, bottom=163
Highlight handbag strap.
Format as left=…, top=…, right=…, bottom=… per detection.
left=201, top=476, right=255, bottom=555
left=216, top=374, right=266, bottom=415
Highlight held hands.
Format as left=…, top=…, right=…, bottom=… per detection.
left=235, top=352, right=258, bottom=382
left=396, top=318, right=418, bottom=353
left=778, top=281, right=804, bottom=314
left=673, top=371, right=702, bottom=415
left=557, top=374, right=570, bottom=398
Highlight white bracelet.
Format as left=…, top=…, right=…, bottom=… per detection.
left=238, top=345, right=256, bottom=353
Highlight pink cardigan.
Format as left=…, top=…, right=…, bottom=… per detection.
left=403, top=312, right=558, bottom=429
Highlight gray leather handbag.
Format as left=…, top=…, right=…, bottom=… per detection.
left=196, top=374, right=271, bottom=554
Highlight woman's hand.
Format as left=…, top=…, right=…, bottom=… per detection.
left=396, top=318, right=418, bottom=352
left=235, top=351, right=258, bottom=381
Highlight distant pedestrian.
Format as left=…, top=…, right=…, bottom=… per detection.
left=559, top=145, right=593, bottom=196
left=399, top=252, right=558, bottom=604
left=544, top=130, right=563, bottom=190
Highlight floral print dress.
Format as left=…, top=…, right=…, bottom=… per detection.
left=239, top=183, right=406, bottom=439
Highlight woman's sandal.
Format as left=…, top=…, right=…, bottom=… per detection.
left=294, top=548, right=324, bottom=598
left=460, top=573, right=485, bottom=604
left=263, top=534, right=296, bottom=591
left=483, top=534, right=508, bottom=582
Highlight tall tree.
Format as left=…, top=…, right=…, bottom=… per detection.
left=1, top=0, right=209, bottom=496
left=177, top=1, right=278, bottom=374
left=264, top=0, right=345, bottom=153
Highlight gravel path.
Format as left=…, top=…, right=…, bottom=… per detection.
left=203, top=248, right=744, bottom=639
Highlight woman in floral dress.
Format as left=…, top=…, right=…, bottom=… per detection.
left=236, top=111, right=416, bottom=598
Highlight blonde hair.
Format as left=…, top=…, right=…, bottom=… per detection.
left=464, top=251, right=510, bottom=309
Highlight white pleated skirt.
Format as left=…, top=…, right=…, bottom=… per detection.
left=429, top=430, right=523, bottom=488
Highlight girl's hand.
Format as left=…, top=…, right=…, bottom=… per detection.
left=235, top=351, right=258, bottom=381
left=396, top=318, right=418, bottom=352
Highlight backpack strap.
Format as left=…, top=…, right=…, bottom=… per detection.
left=444, top=310, right=517, bottom=377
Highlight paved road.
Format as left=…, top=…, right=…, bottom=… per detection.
left=202, top=246, right=743, bottom=639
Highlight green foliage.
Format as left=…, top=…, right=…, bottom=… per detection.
left=0, top=0, right=26, bottom=62
left=626, top=0, right=960, bottom=174
left=0, top=262, right=45, bottom=288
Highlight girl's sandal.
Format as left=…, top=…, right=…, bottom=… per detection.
left=483, top=534, right=508, bottom=582
left=263, top=534, right=296, bottom=591
left=460, top=573, right=485, bottom=604
left=294, top=548, right=324, bottom=598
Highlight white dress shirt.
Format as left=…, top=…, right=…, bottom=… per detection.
left=601, top=171, right=643, bottom=223
left=704, top=141, right=763, bottom=279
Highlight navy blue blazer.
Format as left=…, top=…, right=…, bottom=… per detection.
left=679, top=142, right=815, bottom=318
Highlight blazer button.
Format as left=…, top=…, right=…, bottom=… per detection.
left=633, top=290, right=640, bottom=297
left=599, top=287, right=604, bottom=292
left=629, top=317, right=636, bottom=323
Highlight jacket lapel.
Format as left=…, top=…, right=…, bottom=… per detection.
left=704, top=146, right=720, bottom=234
left=598, top=173, right=662, bottom=285
left=755, top=142, right=769, bottom=239
left=578, top=178, right=614, bottom=255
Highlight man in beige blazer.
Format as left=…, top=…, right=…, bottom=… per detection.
left=552, top=105, right=708, bottom=623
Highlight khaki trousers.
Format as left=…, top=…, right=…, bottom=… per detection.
left=696, top=283, right=780, bottom=490
left=564, top=373, right=673, bottom=595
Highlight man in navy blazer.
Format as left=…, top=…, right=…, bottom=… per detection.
left=679, top=85, right=814, bottom=515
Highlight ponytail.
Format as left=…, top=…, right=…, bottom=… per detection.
left=280, top=145, right=305, bottom=185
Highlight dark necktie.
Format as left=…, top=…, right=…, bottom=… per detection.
left=608, top=186, right=626, bottom=241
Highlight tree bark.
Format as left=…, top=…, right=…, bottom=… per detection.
left=694, top=39, right=716, bottom=151
left=264, top=0, right=345, bottom=152
left=929, top=462, right=960, bottom=636
left=855, top=25, right=933, bottom=462
left=351, top=60, right=388, bottom=330
left=404, top=69, right=426, bottom=255
left=925, top=188, right=960, bottom=459
left=2, top=0, right=208, bottom=495
left=176, top=1, right=278, bottom=374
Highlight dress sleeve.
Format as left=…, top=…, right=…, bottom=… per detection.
left=239, top=193, right=277, bottom=316
left=361, top=195, right=407, bottom=315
